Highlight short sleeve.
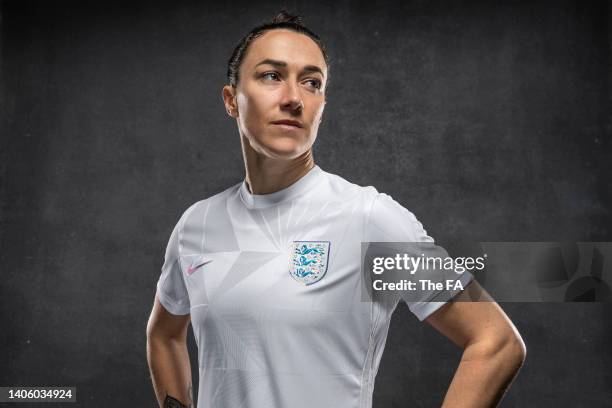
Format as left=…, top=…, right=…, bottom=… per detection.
left=365, top=193, right=474, bottom=321
left=365, top=193, right=434, bottom=243
left=156, top=220, right=191, bottom=315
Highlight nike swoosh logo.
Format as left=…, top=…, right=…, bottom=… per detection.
left=187, top=258, right=213, bottom=275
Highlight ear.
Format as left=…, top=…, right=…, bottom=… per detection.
left=222, top=85, right=239, bottom=118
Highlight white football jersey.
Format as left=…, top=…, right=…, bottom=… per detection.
left=156, top=165, right=473, bottom=408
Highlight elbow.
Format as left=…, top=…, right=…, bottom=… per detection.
left=493, top=330, right=527, bottom=374
left=466, top=329, right=527, bottom=373
left=501, top=318, right=527, bottom=369
left=507, top=332, right=527, bottom=369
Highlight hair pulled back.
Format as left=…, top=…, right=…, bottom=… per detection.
left=227, top=9, right=330, bottom=87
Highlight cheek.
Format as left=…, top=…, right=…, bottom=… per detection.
left=236, top=93, right=253, bottom=119
left=235, top=95, right=256, bottom=136
left=237, top=92, right=271, bottom=130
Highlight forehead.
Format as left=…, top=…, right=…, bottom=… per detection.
left=242, top=29, right=327, bottom=72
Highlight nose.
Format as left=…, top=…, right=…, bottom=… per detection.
left=280, top=81, right=304, bottom=114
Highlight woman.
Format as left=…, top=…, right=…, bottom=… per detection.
left=146, top=11, right=526, bottom=408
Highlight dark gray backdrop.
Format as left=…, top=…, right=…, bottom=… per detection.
left=1, top=0, right=611, bottom=406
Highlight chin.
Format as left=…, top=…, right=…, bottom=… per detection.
left=265, top=145, right=305, bottom=160
left=255, top=137, right=308, bottom=160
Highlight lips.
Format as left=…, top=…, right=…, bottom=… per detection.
left=271, top=120, right=302, bottom=128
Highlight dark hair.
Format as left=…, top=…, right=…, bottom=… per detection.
left=227, top=9, right=330, bottom=88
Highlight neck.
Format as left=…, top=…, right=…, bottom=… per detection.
left=240, top=135, right=315, bottom=195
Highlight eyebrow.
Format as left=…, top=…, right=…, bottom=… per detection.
left=254, top=58, right=325, bottom=77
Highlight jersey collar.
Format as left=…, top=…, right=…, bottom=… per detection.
left=239, top=165, right=323, bottom=209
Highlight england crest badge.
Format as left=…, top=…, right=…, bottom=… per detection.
left=289, top=241, right=330, bottom=285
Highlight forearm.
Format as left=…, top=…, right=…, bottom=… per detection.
left=441, top=336, right=526, bottom=408
left=147, top=334, right=193, bottom=408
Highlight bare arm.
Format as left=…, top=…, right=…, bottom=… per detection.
left=425, top=281, right=526, bottom=408
left=146, top=295, right=193, bottom=408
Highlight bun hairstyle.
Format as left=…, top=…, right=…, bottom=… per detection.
left=271, top=9, right=303, bottom=24
left=227, top=9, right=330, bottom=88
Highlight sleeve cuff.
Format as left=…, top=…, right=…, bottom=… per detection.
left=156, top=285, right=191, bottom=315
left=408, top=271, right=475, bottom=322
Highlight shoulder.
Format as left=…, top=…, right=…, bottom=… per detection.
left=319, top=170, right=431, bottom=241
left=358, top=188, right=432, bottom=243
left=319, top=169, right=380, bottom=204
left=321, top=169, right=417, bottom=213
left=176, top=182, right=242, bottom=228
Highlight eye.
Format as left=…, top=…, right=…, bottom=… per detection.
left=304, top=78, right=322, bottom=90
left=261, top=72, right=280, bottom=81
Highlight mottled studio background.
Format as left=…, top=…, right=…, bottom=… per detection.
left=1, top=0, right=611, bottom=406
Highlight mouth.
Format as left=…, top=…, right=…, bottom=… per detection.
left=271, top=120, right=303, bottom=128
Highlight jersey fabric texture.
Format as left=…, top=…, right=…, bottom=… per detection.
left=156, top=165, right=473, bottom=408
